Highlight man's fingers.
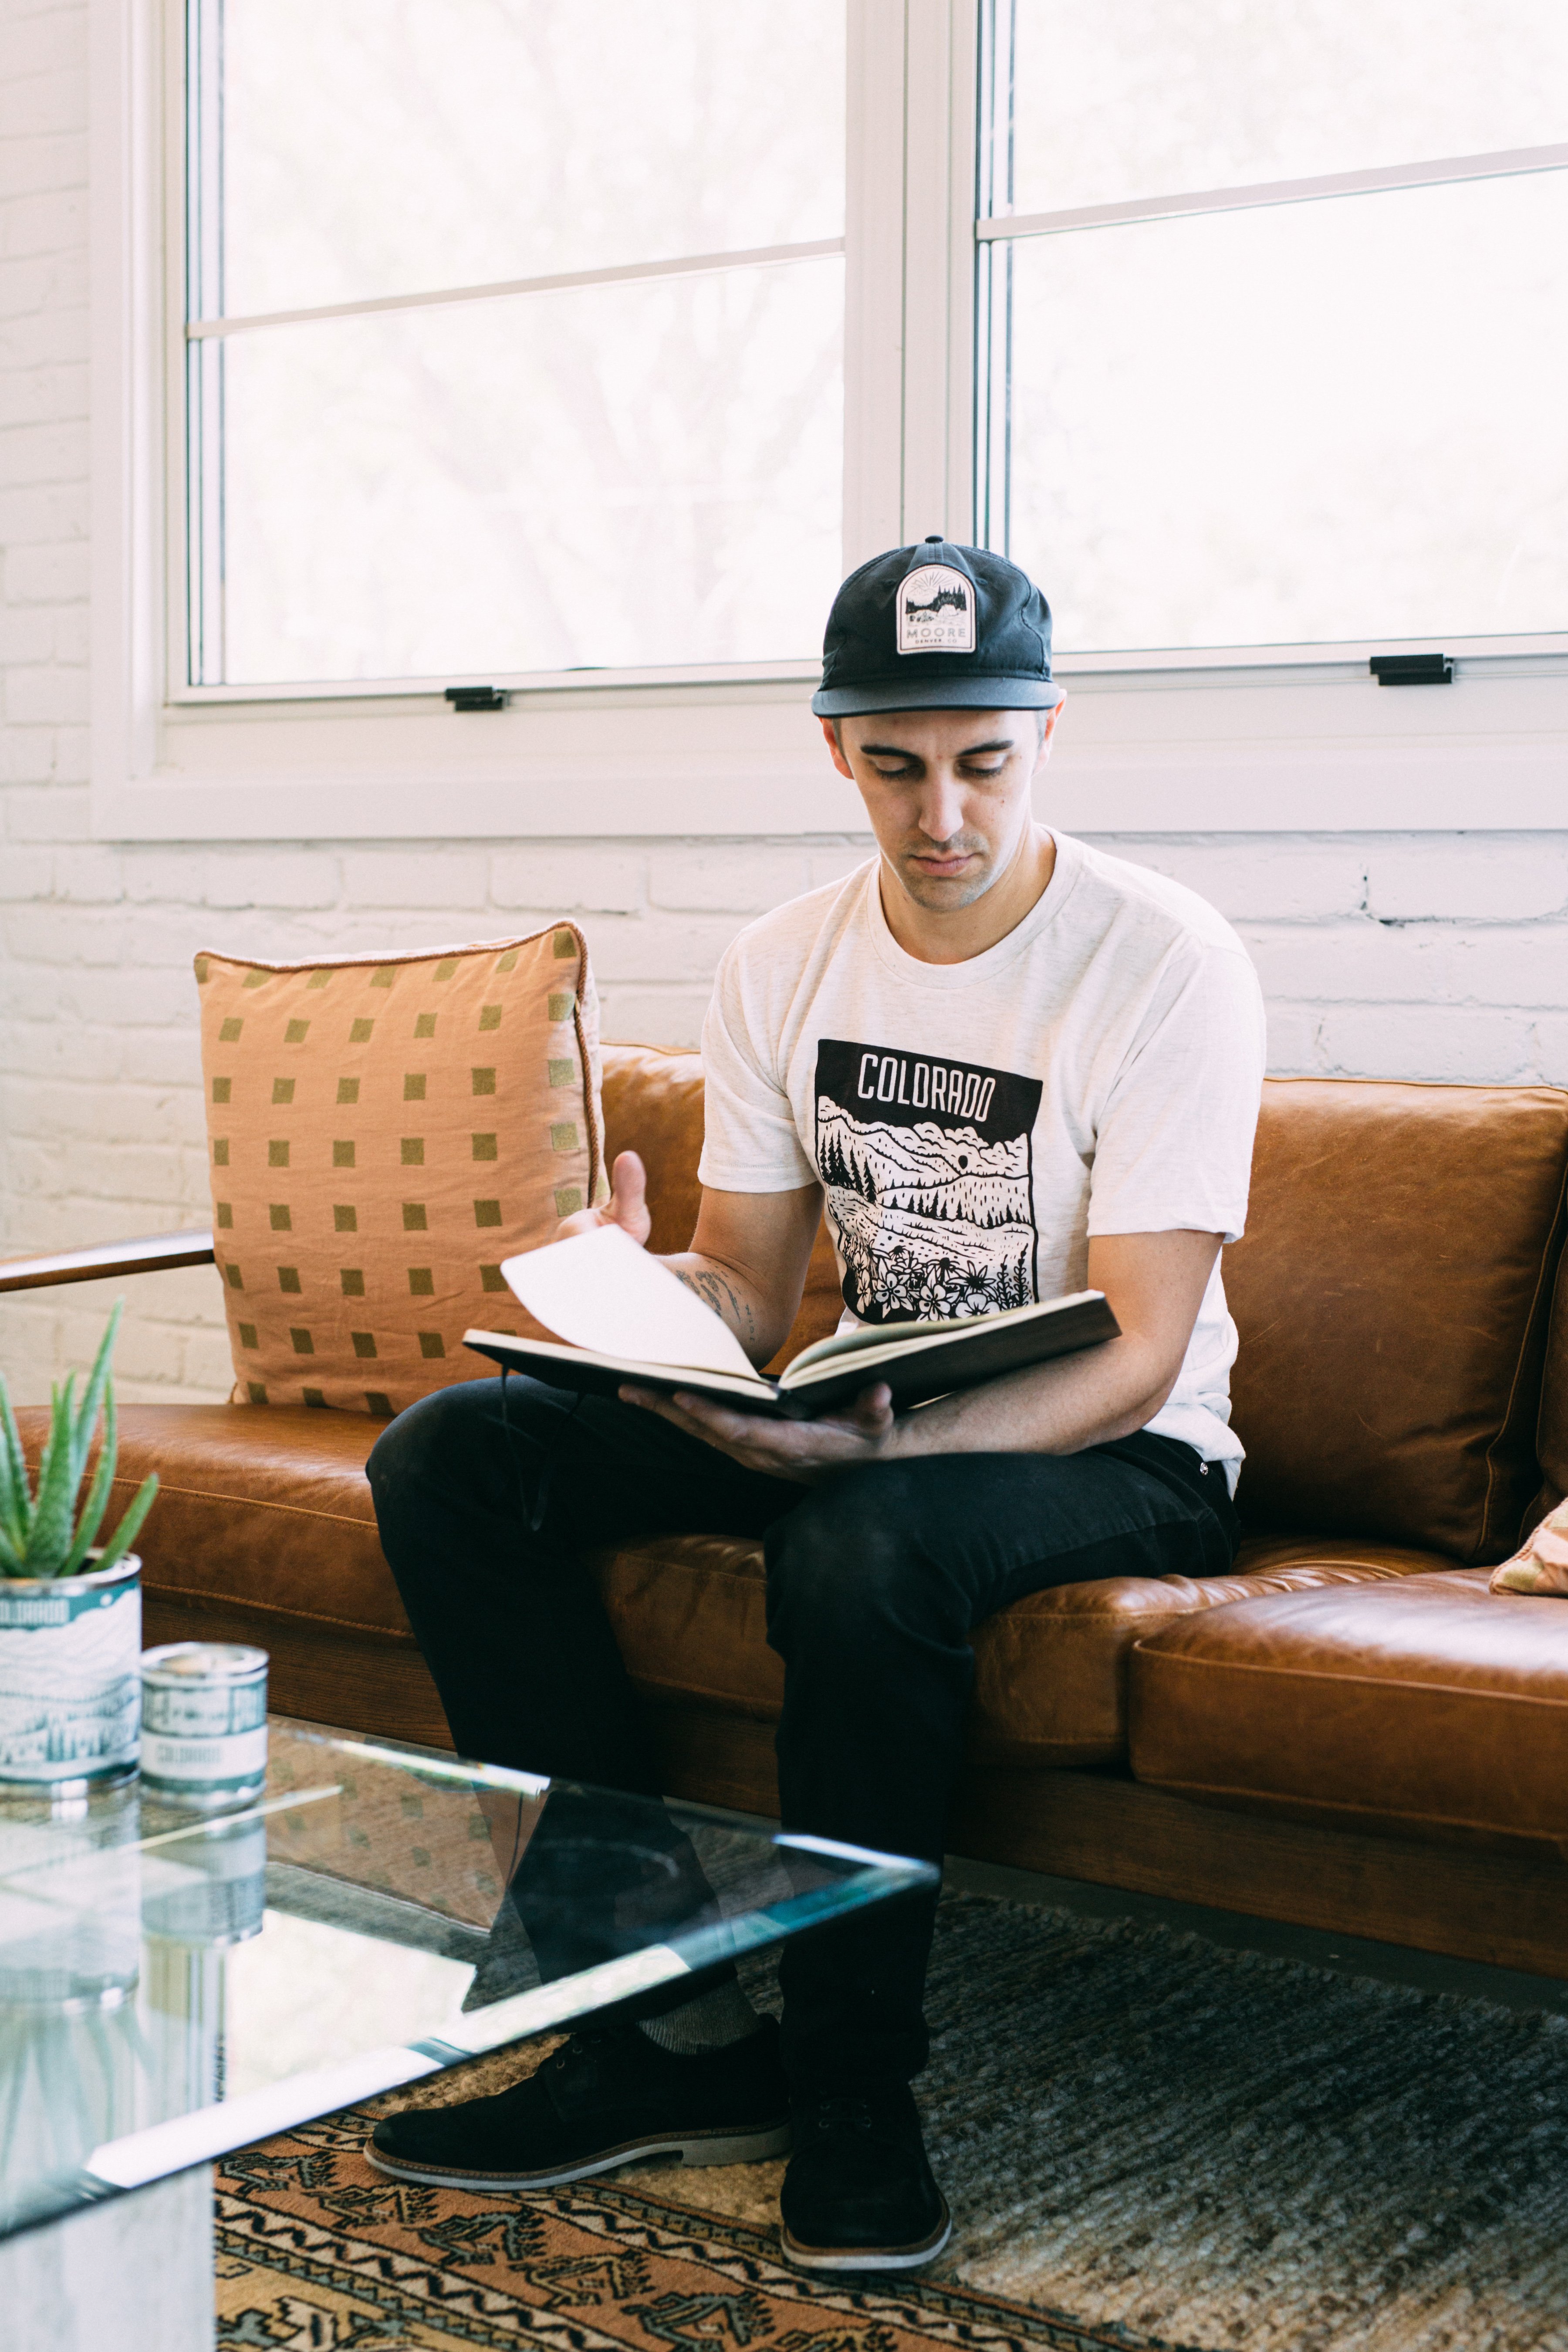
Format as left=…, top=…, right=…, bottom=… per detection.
left=619, top=1379, right=896, bottom=1491
left=630, top=1388, right=754, bottom=1441
left=787, top=1388, right=894, bottom=1448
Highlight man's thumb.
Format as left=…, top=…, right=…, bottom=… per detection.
left=606, top=1150, right=649, bottom=1227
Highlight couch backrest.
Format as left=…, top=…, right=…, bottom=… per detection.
left=1532, top=1250, right=1568, bottom=1528
left=603, top=1047, right=1568, bottom=1564
left=1227, top=1080, right=1568, bottom=1563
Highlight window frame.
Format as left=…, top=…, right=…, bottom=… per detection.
left=90, top=0, right=1568, bottom=843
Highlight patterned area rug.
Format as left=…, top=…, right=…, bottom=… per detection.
left=215, top=2121, right=1095, bottom=2352
left=217, top=1891, right=1568, bottom=2352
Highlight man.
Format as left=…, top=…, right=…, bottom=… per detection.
left=365, top=538, right=1265, bottom=2271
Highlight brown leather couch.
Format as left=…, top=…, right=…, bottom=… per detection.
left=9, top=1049, right=1568, bottom=1978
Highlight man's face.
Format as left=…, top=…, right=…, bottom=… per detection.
left=821, top=706, right=1060, bottom=913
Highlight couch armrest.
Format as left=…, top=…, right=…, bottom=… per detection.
left=0, top=1231, right=216, bottom=1294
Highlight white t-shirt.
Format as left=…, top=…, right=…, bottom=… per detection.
left=697, top=831, right=1267, bottom=1489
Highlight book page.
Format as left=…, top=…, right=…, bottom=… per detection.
left=501, top=1226, right=763, bottom=1382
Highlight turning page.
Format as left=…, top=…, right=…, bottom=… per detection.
left=500, top=1226, right=762, bottom=1383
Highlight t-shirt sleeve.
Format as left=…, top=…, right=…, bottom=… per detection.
left=697, top=941, right=818, bottom=1192
left=1087, top=942, right=1265, bottom=1245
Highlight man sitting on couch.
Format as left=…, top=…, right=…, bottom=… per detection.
left=365, top=539, right=1266, bottom=2272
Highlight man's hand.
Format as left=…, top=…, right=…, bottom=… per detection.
left=620, top=1381, right=896, bottom=1484
left=555, top=1149, right=651, bottom=1247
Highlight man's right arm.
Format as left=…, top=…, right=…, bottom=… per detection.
left=557, top=1150, right=821, bottom=1368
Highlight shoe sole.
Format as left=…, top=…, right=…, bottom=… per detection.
left=779, top=2194, right=953, bottom=2275
left=367, top=2118, right=791, bottom=2192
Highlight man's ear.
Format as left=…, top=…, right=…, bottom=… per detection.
left=1032, top=698, right=1065, bottom=774
left=820, top=715, right=856, bottom=780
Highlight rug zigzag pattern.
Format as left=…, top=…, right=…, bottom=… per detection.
left=215, top=2105, right=1156, bottom=2352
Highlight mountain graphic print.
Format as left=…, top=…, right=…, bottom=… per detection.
left=813, top=1038, right=1044, bottom=1325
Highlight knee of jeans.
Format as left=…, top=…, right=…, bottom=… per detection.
left=365, top=1380, right=483, bottom=1503
left=764, top=1468, right=947, bottom=1638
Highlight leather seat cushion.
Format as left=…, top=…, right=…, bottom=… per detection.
left=15, top=1404, right=404, bottom=1646
left=1129, top=1569, right=1568, bottom=1851
left=593, top=1528, right=1453, bottom=1767
left=19, top=1406, right=1452, bottom=1766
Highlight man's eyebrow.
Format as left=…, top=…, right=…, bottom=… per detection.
left=858, top=738, right=1016, bottom=759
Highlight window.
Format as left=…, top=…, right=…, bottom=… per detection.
left=183, top=0, right=846, bottom=689
left=978, top=0, right=1568, bottom=660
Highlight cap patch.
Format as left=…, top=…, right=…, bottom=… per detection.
left=897, top=564, right=977, bottom=656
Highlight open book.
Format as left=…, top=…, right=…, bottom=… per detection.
left=463, top=1225, right=1119, bottom=1420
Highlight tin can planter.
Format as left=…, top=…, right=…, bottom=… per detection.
left=0, top=1552, right=142, bottom=1797
left=140, top=1643, right=268, bottom=1810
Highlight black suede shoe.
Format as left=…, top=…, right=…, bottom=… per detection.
left=367, top=2017, right=789, bottom=2190
left=779, top=2087, right=951, bottom=2273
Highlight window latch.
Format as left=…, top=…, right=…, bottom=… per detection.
left=444, top=686, right=510, bottom=712
left=1370, top=653, right=1453, bottom=686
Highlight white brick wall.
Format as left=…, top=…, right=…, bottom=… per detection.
left=3, top=0, right=1568, bottom=1406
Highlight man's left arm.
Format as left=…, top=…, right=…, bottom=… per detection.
left=624, top=1226, right=1222, bottom=1482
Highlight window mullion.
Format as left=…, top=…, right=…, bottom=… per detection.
left=973, top=0, right=1012, bottom=550
left=899, top=0, right=977, bottom=546
left=943, top=0, right=980, bottom=547
left=183, top=0, right=226, bottom=687
left=842, top=0, right=909, bottom=572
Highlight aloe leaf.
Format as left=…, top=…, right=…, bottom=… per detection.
left=91, top=1472, right=158, bottom=1578
left=62, top=1384, right=119, bottom=1578
left=0, top=1520, right=22, bottom=1574
left=22, top=1383, right=63, bottom=1549
left=25, top=1381, right=81, bottom=1579
left=71, top=1301, right=122, bottom=1489
left=0, top=1374, right=31, bottom=1551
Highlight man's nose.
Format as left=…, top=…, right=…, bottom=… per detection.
left=915, top=771, right=966, bottom=841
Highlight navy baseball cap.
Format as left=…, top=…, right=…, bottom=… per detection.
left=811, top=537, right=1063, bottom=718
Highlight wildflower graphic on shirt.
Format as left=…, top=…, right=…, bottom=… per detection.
left=813, top=1039, right=1044, bottom=1326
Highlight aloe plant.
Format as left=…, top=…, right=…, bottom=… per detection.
left=0, top=1303, right=158, bottom=1580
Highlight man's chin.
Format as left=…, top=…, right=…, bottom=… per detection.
left=896, top=861, right=997, bottom=911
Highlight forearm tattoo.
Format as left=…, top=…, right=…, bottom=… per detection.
left=675, top=1266, right=757, bottom=1345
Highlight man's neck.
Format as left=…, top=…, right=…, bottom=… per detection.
left=877, top=824, right=1058, bottom=966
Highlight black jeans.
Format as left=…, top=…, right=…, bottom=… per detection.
left=366, top=1376, right=1240, bottom=2093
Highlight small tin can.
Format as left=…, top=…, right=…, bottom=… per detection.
left=139, top=1643, right=268, bottom=1809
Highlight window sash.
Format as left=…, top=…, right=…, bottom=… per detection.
left=973, top=0, right=1568, bottom=673
left=172, top=0, right=875, bottom=701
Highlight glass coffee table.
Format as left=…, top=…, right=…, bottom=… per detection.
left=0, top=1717, right=936, bottom=2352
